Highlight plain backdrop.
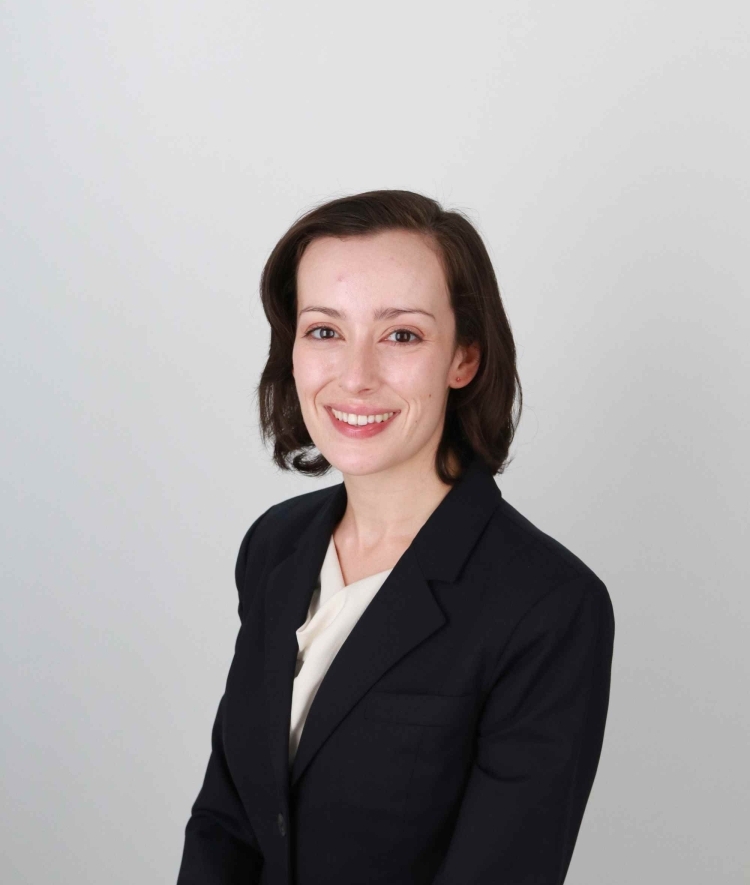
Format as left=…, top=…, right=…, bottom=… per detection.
left=2, top=2, right=749, bottom=883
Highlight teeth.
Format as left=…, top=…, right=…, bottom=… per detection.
left=331, top=408, right=396, bottom=425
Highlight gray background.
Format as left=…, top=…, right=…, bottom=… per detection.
left=2, top=2, right=748, bottom=883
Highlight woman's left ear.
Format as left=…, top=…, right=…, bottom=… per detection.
left=453, top=342, right=481, bottom=386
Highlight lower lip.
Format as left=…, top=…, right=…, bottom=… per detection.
left=326, top=407, right=400, bottom=439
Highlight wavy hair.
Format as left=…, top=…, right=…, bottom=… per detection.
left=256, top=189, right=522, bottom=485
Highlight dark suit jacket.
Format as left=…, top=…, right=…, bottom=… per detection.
left=177, top=453, right=615, bottom=885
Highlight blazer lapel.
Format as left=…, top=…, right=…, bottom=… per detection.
left=262, top=453, right=503, bottom=803
left=263, top=482, right=347, bottom=808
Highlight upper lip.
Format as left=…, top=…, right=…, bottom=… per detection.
left=326, top=404, right=400, bottom=415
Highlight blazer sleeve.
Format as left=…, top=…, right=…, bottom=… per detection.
left=431, top=575, right=615, bottom=885
left=176, top=512, right=268, bottom=885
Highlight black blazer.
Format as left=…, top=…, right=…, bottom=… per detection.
left=177, top=454, right=615, bottom=885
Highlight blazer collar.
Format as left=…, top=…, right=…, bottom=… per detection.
left=261, top=452, right=503, bottom=802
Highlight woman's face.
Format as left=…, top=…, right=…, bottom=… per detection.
left=292, top=229, right=479, bottom=478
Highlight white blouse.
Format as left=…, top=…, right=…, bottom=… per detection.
left=289, top=534, right=393, bottom=766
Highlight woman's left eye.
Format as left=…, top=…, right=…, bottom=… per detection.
left=387, top=329, right=422, bottom=344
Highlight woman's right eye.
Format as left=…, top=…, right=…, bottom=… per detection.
left=305, top=326, right=337, bottom=340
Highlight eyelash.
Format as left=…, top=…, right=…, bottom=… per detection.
left=303, top=325, right=423, bottom=345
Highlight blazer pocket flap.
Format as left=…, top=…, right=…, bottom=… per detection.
left=364, top=691, right=474, bottom=727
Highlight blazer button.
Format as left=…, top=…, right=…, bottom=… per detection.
left=277, top=812, right=286, bottom=836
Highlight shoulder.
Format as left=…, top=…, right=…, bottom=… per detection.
left=473, top=494, right=613, bottom=625
left=470, top=496, right=615, bottom=684
left=492, top=497, right=602, bottom=583
left=234, top=483, right=338, bottom=589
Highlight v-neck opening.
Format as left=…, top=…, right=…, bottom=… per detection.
left=328, top=535, right=394, bottom=590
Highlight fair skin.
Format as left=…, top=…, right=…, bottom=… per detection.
left=291, top=229, right=481, bottom=586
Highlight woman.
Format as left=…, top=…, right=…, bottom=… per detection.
left=176, top=190, right=615, bottom=885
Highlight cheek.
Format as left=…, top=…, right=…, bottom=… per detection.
left=388, top=354, right=448, bottom=400
left=292, top=347, right=327, bottom=388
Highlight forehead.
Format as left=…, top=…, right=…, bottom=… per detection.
left=296, top=230, right=449, bottom=306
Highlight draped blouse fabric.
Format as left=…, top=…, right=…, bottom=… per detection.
left=289, top=534, right=393, bottom=765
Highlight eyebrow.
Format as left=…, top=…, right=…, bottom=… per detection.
left=298, top=306, right=436, bottom=321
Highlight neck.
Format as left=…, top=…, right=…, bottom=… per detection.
left=335, top=447, right=460, bottom=551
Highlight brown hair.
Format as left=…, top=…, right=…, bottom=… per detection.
left=256, top=189, right=522, bottom=485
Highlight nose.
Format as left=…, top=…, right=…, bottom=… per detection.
left=339, top=338, right=380, bottom=394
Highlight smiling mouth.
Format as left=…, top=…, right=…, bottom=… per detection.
left=328, top=407, right=400, bottom=426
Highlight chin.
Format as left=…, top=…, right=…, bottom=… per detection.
left=323, top=449, right=401, bottom=478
